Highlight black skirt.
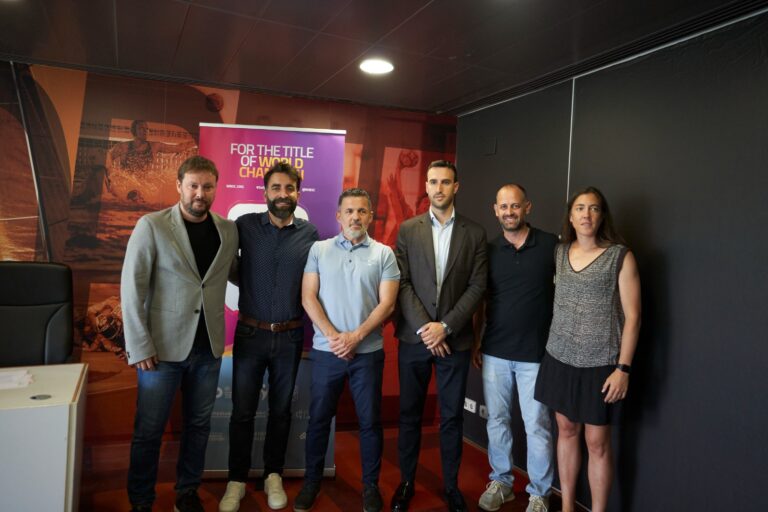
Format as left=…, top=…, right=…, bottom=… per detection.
left=534, top=352, right=623, bottom=426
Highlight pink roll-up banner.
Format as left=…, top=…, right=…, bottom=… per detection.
left=199, top=123, right=345, bottom=475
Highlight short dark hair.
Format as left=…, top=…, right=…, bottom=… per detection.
left=130, top=119, right=147, bottom=136
left=497, top=183, right=528, bottom=202
left=337, top=188, right=372, bottom=210
left=427, top=160, right=458, bottom=181
left=264, top=161, right=302, bottom=190
left=177, top=155, right=219, bottom=181
left=561, top=186, right=625, bottom=245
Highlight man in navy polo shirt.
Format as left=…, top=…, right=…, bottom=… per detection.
left=294, top=188, right=400, bottom=512
left=219, top=162, right=318, bottom=512
left=473, top=184, right=556, bottom=512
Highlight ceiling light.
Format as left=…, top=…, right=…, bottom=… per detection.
left=359, top=58, right=394, bottom=75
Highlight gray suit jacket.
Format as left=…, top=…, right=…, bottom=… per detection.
left=395, top=212, right=487, bottom=351
left=121, top=204, right=238, bottom=364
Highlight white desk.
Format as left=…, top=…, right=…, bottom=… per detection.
left=0, top=363, right=87, bottom=512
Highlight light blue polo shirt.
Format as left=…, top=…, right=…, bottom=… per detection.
left=304, top=232, right=400, bottom=353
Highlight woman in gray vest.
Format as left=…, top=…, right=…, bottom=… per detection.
left=534, top=186, right=641, bottom=512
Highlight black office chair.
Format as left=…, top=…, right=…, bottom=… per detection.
left=0, top=261, right=73, bottom=367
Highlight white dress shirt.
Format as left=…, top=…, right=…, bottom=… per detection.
left=429, top=207, right=455, bottom=306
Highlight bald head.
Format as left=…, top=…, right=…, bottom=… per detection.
left=496, top=183, right=528, bottom=203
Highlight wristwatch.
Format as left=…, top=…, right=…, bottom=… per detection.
left=616, top=363, right=631, bottom=374
left=440, top=321, right=453, bottom=335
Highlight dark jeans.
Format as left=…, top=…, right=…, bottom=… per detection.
left=397, top=342, right=471, bottom=490
left=304, top=348, right=384, bottom=485
left=127, top=343, right=221, bottom=506
left=228, top=322, right=303, bottom=480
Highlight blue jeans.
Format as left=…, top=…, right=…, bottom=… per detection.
left=127, top=343, right=221, bottom=506
left=482, top=354, right=554, bottom=497
left=228, top=322, right=303, bottom=480
left=397, top=342, right=471, bottom=490
left=304, top=348, right=384, bottom=485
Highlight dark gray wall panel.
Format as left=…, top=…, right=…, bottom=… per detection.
left=571, top=13, right=768, bottom=511
left=457, top=81, right=573, bottom=234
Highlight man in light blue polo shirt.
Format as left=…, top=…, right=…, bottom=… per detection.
left=294, top=188, right=400, bottom=512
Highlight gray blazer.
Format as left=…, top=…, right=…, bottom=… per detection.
left=395, top=212, right=487, bottom=351
left=121, top=204, right=238, bottom=364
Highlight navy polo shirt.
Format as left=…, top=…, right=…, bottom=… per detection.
left=236, top=212, right=319, bottom=322
left=481, top=227, right=558, bottom=362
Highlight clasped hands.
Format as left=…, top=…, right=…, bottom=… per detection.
left=418, top=321, right=451, bottom=357
left=328, top=330, right=362, bottom=360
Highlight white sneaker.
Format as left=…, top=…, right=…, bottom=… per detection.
left=264, top=472, right=288, bottom=510
left=478, top=480, right=514, bottom=511
left=525, top=495, right=549, bottom=512
left=219, top=481, right=246, bottom=512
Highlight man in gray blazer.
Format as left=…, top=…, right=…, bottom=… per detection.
left=392, top=160, right=487, bottom=512
left=121, top=155, right=238, bottom=512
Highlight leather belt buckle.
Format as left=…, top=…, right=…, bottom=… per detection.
left=270, top=322, right=280, bottom=332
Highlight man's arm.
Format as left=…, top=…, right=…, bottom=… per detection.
left=228, top=254, right=240, bottom=285
left=301, top=271, right=339, bottom=341
left=330, top=279, right=400, bottom=359
left=120, top=216, right=158, bottom=369
left=395, top=223, right=432, bottom=331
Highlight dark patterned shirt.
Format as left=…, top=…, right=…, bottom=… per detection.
left=236, top=212, right=319, bottom=322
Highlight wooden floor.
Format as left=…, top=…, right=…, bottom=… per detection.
left=81, top=426, right=568, bottom=511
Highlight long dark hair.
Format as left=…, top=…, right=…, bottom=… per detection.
left=561, top=186, right=625, bottom=245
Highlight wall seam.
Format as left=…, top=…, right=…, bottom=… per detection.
left=566, top=78, right=575, bottom=202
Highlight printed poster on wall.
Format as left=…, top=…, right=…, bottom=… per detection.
left=199, top=123, right=345, bottom=475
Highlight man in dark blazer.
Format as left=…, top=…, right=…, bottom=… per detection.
left=392, top=160, right=487, bottom=512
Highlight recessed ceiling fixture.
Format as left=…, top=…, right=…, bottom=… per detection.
left=359, top=58, right=394, bottom=75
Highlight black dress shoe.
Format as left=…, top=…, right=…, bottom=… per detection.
left=444, top=488, right=467, bottom=512
left=390, top=481, right=415, bottom=511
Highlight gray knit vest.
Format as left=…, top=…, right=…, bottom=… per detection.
left=546, top=243, right=626, bottom=368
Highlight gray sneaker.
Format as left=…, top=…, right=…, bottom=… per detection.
left=478, top=481, right=514, bottom=511
left=525, top=495, right=549, bottom=512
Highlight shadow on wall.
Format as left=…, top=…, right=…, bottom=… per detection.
left=614, top=194, right=671, bottom=510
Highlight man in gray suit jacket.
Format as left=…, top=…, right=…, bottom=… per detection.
left=391, top=160, right=487, bottom=512
left=121, top=155, right=238, bottom=512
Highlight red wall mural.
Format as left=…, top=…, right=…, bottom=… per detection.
left=0, top=60, right=456, bottom=441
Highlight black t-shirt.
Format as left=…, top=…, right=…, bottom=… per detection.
left=184, top=214, right=221, bottom=352
left=481, top=227, right=558, bottom=362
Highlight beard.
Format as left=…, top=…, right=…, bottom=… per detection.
left=500, top=215, right=524, bottom=232
left=183, top=198, right=210, bottom=218
left=429, top=194, right=454, bottom=211
left=343, top=225, right=366, bottom=240
left=267, top=196, right=297, bottom=219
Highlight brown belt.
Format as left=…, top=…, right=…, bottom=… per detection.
left=238, top=313, right=304, bottom=333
